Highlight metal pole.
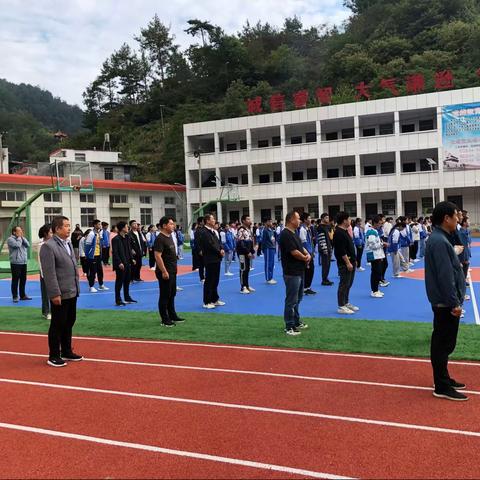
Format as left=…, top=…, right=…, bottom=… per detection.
left=197, top=152, right=202, bottom=215
left=431, top=164, right=436, bottom=208
left=0, top=133, right=3, bottom=174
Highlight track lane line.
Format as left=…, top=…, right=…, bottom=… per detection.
left=3, top=349, right=480, bottom=395
left=0, top=421, right=352, bottom=480
left=1, top=331, right=480, bottom=367
left=2, top=378, right=480, bottom=439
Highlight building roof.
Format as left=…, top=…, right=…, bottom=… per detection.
left=0, top=174, right=186, bottom=192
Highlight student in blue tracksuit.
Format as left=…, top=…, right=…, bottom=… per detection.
left=353, top=218, right=365, bottom=271
left=418, top=217, right=427, bottom=259
left=262, top=219, right=277, bottom=284
left=221, top=223, right=236, bottom=276
left=458, top=217, right=471, bottom=285
left=146, top=224, right=158, bottom=269
left=101, top=222, right=111, bottom=266
left=299, top=212, right=316, bottom=295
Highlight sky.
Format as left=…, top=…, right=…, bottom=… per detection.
left=0, top=0, right=350, bottom=107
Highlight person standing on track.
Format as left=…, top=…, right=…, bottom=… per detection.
left=236, top=215, right=256, bottom=294
left=425, top=201, right=467, bottom=401
left=40, top=215, right=82, bottom=368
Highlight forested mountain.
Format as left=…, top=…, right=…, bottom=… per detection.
left=0, top=79, right=84, bottom=164
left=71, top=0, right=480, bottom=183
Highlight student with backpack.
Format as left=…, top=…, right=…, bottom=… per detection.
left=365, top=215, right=386, bottom=298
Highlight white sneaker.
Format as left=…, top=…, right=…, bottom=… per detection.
left=379, top=280, right=390, bottom=287
left=337, top=306, right=354, bottom=314
left=214, top=300, right=226, bottom=306
left=240, top=287, right=250, bottom=294
left=46, top=313, right=52, bottom=320
left=248, top=287, right=256, bottom=292
left=406, top=269, right=414, bottom=273
left=413, top=259, right=420, bottom=263
left=267, top=279, right=277, bottom=284
left=408, top=262, right=414, bottom=266
left=203, top=303, right=216, bottom=309
left=371, top=291, right=384, bottom=298
left=465, top=294, right=471, bottom=301
left=225, top=272, right=234, bottom=276
left=357, top=267, right=365, bottom=272
left=98, top=285, right=109, bottom=291
left=89, top=287, right=98, bottom=293
left=393, top=274, right=402, bottom=278
left=200, top=279, right=205, bottom=284
left=345, top=303, right=359, bottom=312
left=250, top=267, right=255, bottom=271
left=150, top=267, right=156, bottom=271
left=176, top=286, right=183, bottom=291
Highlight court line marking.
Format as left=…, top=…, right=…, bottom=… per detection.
left=0, top=350, right=479, bottom=395
left=2, top=377, right=480, bottom=440
left=1, top=331, right=480, bottom=367
left=0, top=421, right=351, bottom=480
left=468, top=271, right=480, bottom=326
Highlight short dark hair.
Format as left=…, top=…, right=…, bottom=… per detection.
left=92, top=219, right=101, bottom=227
left=11, top=225, right=21, bottom=234
left=336, top=211, right=349, bottom=225
left=320, top=213, right=329, bottom=220
left=431, top=201, right=458, bottom=226
left=52, top=216, right=69, bottom=233
left=129, top=219, right=137, bottom=226
left=301, top=212, right=311, bottom=222
left=285, top=211, right=299, bottom=224
left=241, top=214, right=249, bottom=223
left=159, top=216, right=174, bottom=228
left=203, top=213, right=214, bottom=223
left=372, top=214, right=382, bottom=225
left=38, top=223, right=52, bottom=239
left=117, top=221, right=127, bottom=231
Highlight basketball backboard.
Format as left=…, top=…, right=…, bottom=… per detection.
left=50, top=160, right=94, bottom=192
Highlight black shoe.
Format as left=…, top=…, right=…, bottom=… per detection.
left=13, top=297, right=19, bottom=303
left=47, top=357, right=66, bottom=367
left=321, top=281, right=334, bottom=286
left=433, top=388, right=468, bottom=401
left=20, top=296, right=32, bottom=300
left=450, top=378, right=466, bottom=390
left=174, top=317, right=186, bottom=323
left=161, top=321, right=175, bottom=327
left=125, top=299, right=138, bottom=304
left=304, top=288, right=317, bottom=295
left=136, top=279, right=144, bottom=282
left=116, top=301, right=126, bottom=306
left=61, top=352, right=84, bottom=362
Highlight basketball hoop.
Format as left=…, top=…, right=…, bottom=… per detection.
left=72, top=185, right=82, bottom=192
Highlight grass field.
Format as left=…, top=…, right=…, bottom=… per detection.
left=2, top=306, right=480, bottom=360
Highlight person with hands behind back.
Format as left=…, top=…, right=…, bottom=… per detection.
left=425, top=202, right=467, bottom=401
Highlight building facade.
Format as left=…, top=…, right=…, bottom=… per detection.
left=184, top=86, right=480, bottom=225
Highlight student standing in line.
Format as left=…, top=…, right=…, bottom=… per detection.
left=146, top=224, right=158, bottom=271
left=7, top=226, right=31, bottom=303
left=128, top=220, right=146, bottom=282
left=85, top=220, right=109, bottom=293
left=176, top=226, right=185, bottom=260
left=194, top=218, right=206, bottom=283
left=78, top=229, right=90, bottom=277
left=411, top=218, right=421, bottom=262
left=299, top=212, right=316, bottom=295
left=316, top=213, right=333, bottom=286
left=417, top=217, right=427, bottom=259
left=38, top=224, right=53, bottom=319
left=221, top=222, right=235, bottom=276
left=458, top=217, right=471, bottom=288
left=399, top=217, right=414, bottom=273
left=353, top=218, right=365, bottom=272
left=425, top=202, right=467, bottom=401
left=365, top=215, right=387, bottom=298
left=236, top=215, right=256, bottom=294
left=388, top=220, right=408, bottom=277
left=333, top=212, right=358, bottom=315
left=101, top=221, right=111, bottom=266
left=70, top=224, right=83, bottom=264
left=278, top=211, right=310, bottom=336
left=262, top=218, right=277, bottom=284
left=377, top=214, right=390, bottom=287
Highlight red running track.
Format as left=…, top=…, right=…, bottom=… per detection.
left=1, top=331, right=480, bottom=479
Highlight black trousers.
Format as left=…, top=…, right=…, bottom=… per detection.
left=463, top=262, right=470, bottom=279
left=257, top=242, right=262, bottom=256
left=239, top=255, right=251, bottom=289
left=355, top=246, right=364, bottom=269
left=337, top=264, right=355, bottom=307
left=101, top=246, right=110, bottom=265
left=132, top=254, right=143, bottom=280
left=80, top=257, right=89, bottom=276
left=431, top=306, right=460, bottom=392
left=10, top=263, right=27, bottom=298
left=204, top=262, right=220, bottom=304
left=115, top=266, right=132, bottom=303
left=148, top=248, right=156, bottom=268
left=156, top=271, right=178, bottom=323
left=48, top=297, right=77, bottom=358
left=304, top=260, right=314, bottom=289
left=370, top=259, right=383, bottom=292
left=198, top=255, right=205, bottom=281
left=320, top=253, right=331, bottom=282
left=87, top=256, right=103, bottom=287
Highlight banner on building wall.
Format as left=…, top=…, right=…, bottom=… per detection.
left=442, top=102, right=480, bottom=170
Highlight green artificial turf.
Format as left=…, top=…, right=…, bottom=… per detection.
left=2, top=306, right=480, bottom=360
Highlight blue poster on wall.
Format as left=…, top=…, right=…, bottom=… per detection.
left=442, top=102, right=480, bottom=169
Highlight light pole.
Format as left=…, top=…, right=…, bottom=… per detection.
left=194, top=150, right=202, bottom=215
left=426, top=158, right=437, bottom=211
left=0, top=131, right=7, bottom=174
left=172, top=182, right=187, bottom=228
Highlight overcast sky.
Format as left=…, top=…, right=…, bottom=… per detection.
left=0, top=0, right=350, bottom=107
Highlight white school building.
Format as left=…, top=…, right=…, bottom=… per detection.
left=184, top=86, right=480, bottom=225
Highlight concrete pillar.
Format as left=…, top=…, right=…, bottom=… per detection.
left=217, top=202, right=223, bottom=223
left=355, top=154, right=361, bottom=178
left=356, top=192, right=362, bottom=219
left=394, top=111, right=400, bottom=136
left=439, top=188, right=445, bottom=202
left=281, top=161, right=287, bottom=183
left=280, top=124, right=286, bottom=147
left=395, top=150, right=401, bottom=178
left=396, top=190, right=402, bottom=217
left=246, top=128, right=251, bottom=151
left=247, top=164, right=253, bottom=187
left=248, top=199, right=254, bottom=220
left=316, top=120, right=321, bottom=143
left=282, top=197, right=288, bottom=218
left=354, top=116, right=360, bottom=139
left=214, top=132, right=220, bottom=154
left=318, top=194, right=324, bottom=216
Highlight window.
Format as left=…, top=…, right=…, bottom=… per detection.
left=342, top=128, right=355, bottom=139
left=365, top=203, right=378, bottom=217
left=404, top=201, right=418, bottom=218
left=325, top=132, right=338, bottom=141
left=273, top=171, right=282, bottom=182
left=382, top=199, right=396, bottom=215
left=123, top=166, right=131, bottom=181
left=74, top=153, right=86, bottom=161
left=290, top=136, right=302, bottom=145
left=308, top=203, right=319, bottom=219
left=219, top=138, right=225, bottom=151
left=227, top=176, right=239, bottom=184
left=362, top=127, right=376, bottom=137
left=81, top=207, right=96, bottom=227
left=379, top=123, right=394, bottom=135
left=274, top=205, right=283, bottom=222
left=401, top=123, right=415, bottom=133
left=241, top=173, right=249, bottom=185
left=306, top=168, right=318, bottom=180
left=141, top=208, right=153, bottom=225
left=344, top=201, right=357, bottom=218
left=44, top=192, right=62, bottom=203
left=259, top=174, right=270, bottom=184
left=327, top=168, right=339, bottom=178
left=80, top=193, right=95, bottom=203
left=305, top=131, right=316, bottom=143
left=229, top=211, right=240, bottom=222
left=44, top=207, right=62, bottom=224
left=260, top=209, right=272, bottom=222
left=363, top=165, right=377, bottom=176
left=328, top=205, right=340, bottom=218
left=421, top=197, right=434, bottom=214
left=292, top=171, right=304, bottom=181
left=258, top=139, right=269, bottom=148
left=226, top=143, right=237, bottom=151
left=109, top=194, right=128, bottom=204
left=447, top=195, right=463, bottom=210
left=343, top=165, right=356, bottom=177
left=419, top=119, right=434, bottom=131
left=402, top=162, right=416, bottom=173
left=140, top=195, right=152, bottom=204
left=164, top=197, right=175, bottom=205
left=0, top=191, right=26, bottom=202
left=104, top=167, right=114, bottom=180
left=272, top=136, right=281, bottom=146
left=240, top=140, right=247, bottom=150
left=165, top=208, right=176, bottom=219
left=381, top=162, right=395, bottom=174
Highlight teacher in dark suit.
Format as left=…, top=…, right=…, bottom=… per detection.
left=40, top=216, right=82, bottom=367
left=129, top=220, right=146, bottom=282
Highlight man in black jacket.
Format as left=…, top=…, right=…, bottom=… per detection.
left=198, top=213, right=225, bottom=309
left=128, top=220, right=146, bottom=282
left=316, top=213, right=334, bottom=285
left=112, top=221, right=137, bottom=306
